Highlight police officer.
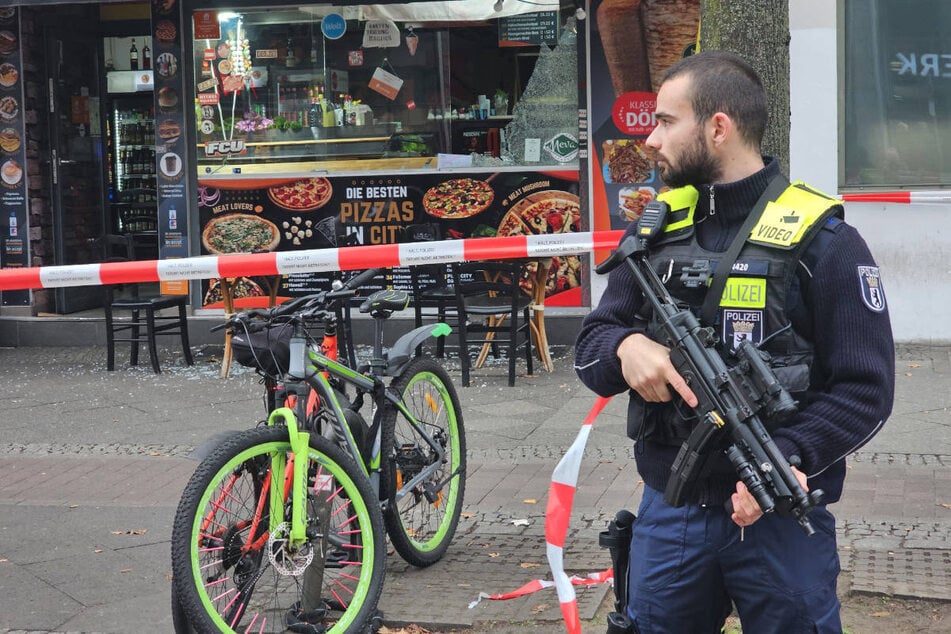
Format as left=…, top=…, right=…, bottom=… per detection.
left=575, top=51, right=894, bottom=633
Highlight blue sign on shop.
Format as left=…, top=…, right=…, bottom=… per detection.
left=322, top=13, right=347, bottom=40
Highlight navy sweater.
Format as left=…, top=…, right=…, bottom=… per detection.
left=574, top=158, right=895, bottom=505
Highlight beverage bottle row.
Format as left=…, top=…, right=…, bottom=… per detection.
left=119, top=119, right=154, bottom=145
left=119, top=147, right=156, bottom=175
left=120, top=174, right=157, bottom=196
left=129, top=39, right=151, bottom=71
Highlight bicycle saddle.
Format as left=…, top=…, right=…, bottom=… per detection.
left=360, top=289, right=410, bottom=317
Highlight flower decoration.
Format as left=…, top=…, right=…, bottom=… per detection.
left=235, top=111, right=273, bottom=133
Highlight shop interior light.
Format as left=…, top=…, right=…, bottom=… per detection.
left=574, top=1, right=587, bottom=20
left=217, top=11, right=241, bottom=21
left=494, top=0, right=504, bottom=12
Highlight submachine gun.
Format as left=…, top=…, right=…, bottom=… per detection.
left=596, top=201, right=825, bottom=536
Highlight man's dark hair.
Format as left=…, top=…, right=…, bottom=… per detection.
left=660, top=50, right=768, bottom=149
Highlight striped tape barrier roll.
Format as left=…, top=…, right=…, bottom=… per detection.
left=467, top=397, right=617, bottom=631
left=546, top=395, right=614, bottom=633
left=0, top=230, right=625, bottom=292
left=841, top=191, right=951, bottom=204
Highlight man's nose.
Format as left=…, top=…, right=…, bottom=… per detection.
left=645, top=125, right=660, bottom=149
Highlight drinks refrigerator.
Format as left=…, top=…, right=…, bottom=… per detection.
left=103, top=93, right=158, bottom=259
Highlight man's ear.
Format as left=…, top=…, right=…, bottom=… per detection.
left=709, top=112, right=732, bottom=147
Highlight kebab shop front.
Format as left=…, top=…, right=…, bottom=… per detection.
left=187, top=0, right=702, bottom=311
left=189, top=1, right=585, bottom=309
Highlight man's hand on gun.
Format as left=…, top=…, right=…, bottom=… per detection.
left=618, top=333, right=698, bottom=407
left=618, top=332, right=811, bottom=530
left=731, top=466, right=808, bottom=528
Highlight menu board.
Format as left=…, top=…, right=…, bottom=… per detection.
left=151, top=0, right=190, bottom=294
left=196, top=170, right=582, bottom=308
left=0, top=7, right=29, bottom=306
left=498, top=11, right=559, bottom=47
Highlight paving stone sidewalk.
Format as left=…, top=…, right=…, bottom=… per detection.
left=0, top=343, right=948, bottom=632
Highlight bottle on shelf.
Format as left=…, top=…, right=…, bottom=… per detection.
left=310, top=89, right=321, bottom=129
left=130, top=39, right=139, bottom=71
left=143, top=40, right=151, bottom=70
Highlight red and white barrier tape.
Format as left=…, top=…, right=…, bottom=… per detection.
left=0, top=230, right=624, bottom=292
left=841, top=191, right=951, bottom=204
left=468, top=396, right=616, bottom=633
left=546, top=395, right=614, bottom=633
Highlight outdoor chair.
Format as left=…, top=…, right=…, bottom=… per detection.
left=405, top=223, right=458, bottom=358
left=99, top=234, right=193, bottom=373
left=452, top=259, right=534, bottom=387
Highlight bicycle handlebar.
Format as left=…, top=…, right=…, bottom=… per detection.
left=212, top=268, right=386, bottom=333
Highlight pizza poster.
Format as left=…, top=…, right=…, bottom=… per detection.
left=196, top=170, right=581, bottom=308
left=587, top=0, right=700, bottom=235
left=0, top=6, right=29, bottom=307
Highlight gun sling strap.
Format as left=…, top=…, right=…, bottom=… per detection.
left=699, top=174, right=790, bottom=327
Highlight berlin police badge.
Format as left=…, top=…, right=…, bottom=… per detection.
left=857, top=265, right=886, bottom=312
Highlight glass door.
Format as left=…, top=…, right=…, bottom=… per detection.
left=46, top=27, right=104, bottom=313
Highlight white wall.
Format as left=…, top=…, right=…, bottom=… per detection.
left=790, top=1, right=951, bottom=343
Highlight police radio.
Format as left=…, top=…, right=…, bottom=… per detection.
left=594, top=200, right=670, bottom=276
left=635, top=200, right=670, bottom=246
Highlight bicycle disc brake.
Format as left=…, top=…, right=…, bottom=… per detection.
left=267, top=521, right=314, bottom=576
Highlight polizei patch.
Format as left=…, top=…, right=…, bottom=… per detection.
left=722, top=310, right=763, bottom=351
left=857, top=265, right=886, bottom=312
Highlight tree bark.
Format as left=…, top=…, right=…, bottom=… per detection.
left=699, top=0, right=790, bottom=175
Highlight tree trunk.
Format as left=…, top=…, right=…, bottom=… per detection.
left=699, top=0, right=790, bottom=175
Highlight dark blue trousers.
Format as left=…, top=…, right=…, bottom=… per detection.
left=626, top=486, right=842, bottom=633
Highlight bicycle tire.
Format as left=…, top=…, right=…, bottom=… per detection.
left=171, top=425, right=385, bottom=633
left=171, top=581, right=196, bottom=633
left=379, top=357, right=466, bottom=567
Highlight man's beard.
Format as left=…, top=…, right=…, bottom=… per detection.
left=656, top=130, right=721, bottom=189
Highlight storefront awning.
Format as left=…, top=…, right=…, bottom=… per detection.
left=363, top=0, right=560, bottom=22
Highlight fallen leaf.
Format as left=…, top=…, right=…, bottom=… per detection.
left=531, top=602, right=550, bottom=613
left=908, top=363, right=921, bottom=368
left=111, top=529, right=147, bottom=536
left=520, top=562, right=541, bottom=568
left=461, top=512, right=474, bottom=518
left=488, top=552, right=500, bottom=558
left=871, top=611, right=891, bottom=618
left=940, top=503, right=951, bottom=510
left=94, top=549, right=103, bottom=553
left=523, top=498, right=537, bottom=504
left=512, top=518, right=530, bottom=527
left=0, top=558, right=8, bottom=563
left=120, top=568, right=132, bottom=573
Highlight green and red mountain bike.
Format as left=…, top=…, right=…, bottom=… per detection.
left=171, top=268, right=466, bottom=633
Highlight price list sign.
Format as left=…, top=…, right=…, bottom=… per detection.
left=0, top=7, right=30, bottom=306
left=498, top=11, right=559, bottom=47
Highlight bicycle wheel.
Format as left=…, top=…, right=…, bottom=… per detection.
left=380, top=357, right=466, bottom=567
left=171, top=425, right=385, bottom=633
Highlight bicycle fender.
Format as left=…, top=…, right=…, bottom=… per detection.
left=385, top=322, right=451, bottom=375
